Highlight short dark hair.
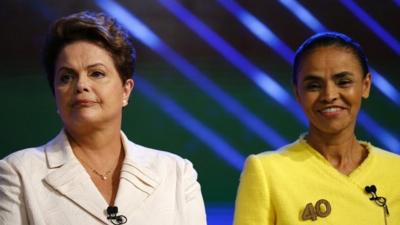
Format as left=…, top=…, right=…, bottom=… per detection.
left=292, top=32, right=369, bottom=84
left=42, top=11, right=136, bottom=93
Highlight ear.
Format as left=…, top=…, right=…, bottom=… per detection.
left=122, top=79, right=134, bottom=107
left=361, top=73, right=372, bottom=99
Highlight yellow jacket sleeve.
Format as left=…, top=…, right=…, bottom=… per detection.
left=233, top=155, right=274, bottom=225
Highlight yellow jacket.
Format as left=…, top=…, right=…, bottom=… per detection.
left=234, top=138, right=400, bottom=225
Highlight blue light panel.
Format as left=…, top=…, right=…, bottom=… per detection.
left=278, top=0, right=327, bottom=33
left=339, top=0, right=400, bottom=56
left=278, top=0, right=400, bottom=107
left=206, top=203, right=234, bottom=225
left=273, top=0, right=400, bottom=152
left=136, top=77, right=245, bottom=170
left=358, top=112, right=400, bottom=154
left=159, top=0, right=308, bottom=125
left=160, top=0, right=400, bottom=152
left=370, top=68, right=400, bottom=106
left=95, top=0, right=288, bottom=149
left=218, top=0, right=294, bottom=63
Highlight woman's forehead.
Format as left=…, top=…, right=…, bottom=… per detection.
left=302, top=46, right=360, bottom=64
left=56, top=41, right=114, bottom=68
left=297, top=46, right=364, bottom=78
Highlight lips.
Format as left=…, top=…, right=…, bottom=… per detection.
left=321, top=107, right=342, bottom=113
left=318, top=106, right=346, bottom=118
left=72, top=99, right=97, bottom=107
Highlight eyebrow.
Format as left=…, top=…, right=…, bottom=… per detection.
left=302, top=71, right=354, bottom=82
left=56, top=63, right=106, bottom=73
left=87, top=63, right=106, bottom=69
left=302, top=74, right=321, bottom=82
left=332, top=71, right=354, bottom=79
left=56, top=67, right=74, bottom=74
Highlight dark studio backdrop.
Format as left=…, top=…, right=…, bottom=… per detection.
left=1, top=0, right=399, bottom=224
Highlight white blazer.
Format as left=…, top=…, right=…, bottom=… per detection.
left=0, top=130, right=207, bottom=225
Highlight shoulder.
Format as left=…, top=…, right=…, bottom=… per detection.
left=0, top=146, right=47, bottom=190
left=134, top=143, right=192, bottom=168
left=121, top=131, right=191, bottom=168
left=249, top=140, right=307, bottom=166
left=371, top=145, right=400, bottom=159
left=0, top=146, right=46, bottom=171
left=369, top=144, right=400, bottom=167
left=1, top=130, right=70, bottom=171
left=241, top=140, right=311, bottom=184
left=124, top=138, right=198, bottom=182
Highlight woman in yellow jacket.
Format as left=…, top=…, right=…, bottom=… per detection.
left=233, top=32, right=400, bottom=225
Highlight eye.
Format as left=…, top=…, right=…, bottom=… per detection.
left=91, top=71, right=105, bottom=78
left=304, top=81, right=321, bottom=91
left=59, top=72, right=74, bottom=84
left=337, top=78, right=353, bottom=87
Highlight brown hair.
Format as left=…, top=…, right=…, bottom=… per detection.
left=42, top=11, right=136, bottom=93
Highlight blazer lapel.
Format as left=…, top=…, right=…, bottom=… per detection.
left=113, top=133, right=161, bottom=218
left=43, top=131, right=110, bottom=224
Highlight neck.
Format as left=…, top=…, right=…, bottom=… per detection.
left=65, top=125, right=123, bottom=168
left=306, top=126, right=368, bottom=175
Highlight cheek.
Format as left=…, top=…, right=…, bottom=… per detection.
left=297, top=92, right=313, bottom=107
left=344, top=89, right=363, bottom=106
left=54, top=88, right=70, bottom=107
left=100, top=85, right=125, bottom=103
left=299, top=94, right=319, bottom=116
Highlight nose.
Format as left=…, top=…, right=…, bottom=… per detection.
left=75, top=75, right=89, bottom=93
left=320, top=82, right=338, bottom=103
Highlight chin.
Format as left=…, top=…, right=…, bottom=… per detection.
left=64, top=113, right=102, bottom=126
left=319, top=124, right=352, bottom=135
left=311, top=119, right=353, bottom=134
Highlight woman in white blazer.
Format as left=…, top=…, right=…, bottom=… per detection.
left=0, top=11, right=206, bottom=225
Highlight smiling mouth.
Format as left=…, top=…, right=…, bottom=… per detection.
left=318, top=107, right=345, bottom=117
left=321, top=107, right=342, bottom=113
